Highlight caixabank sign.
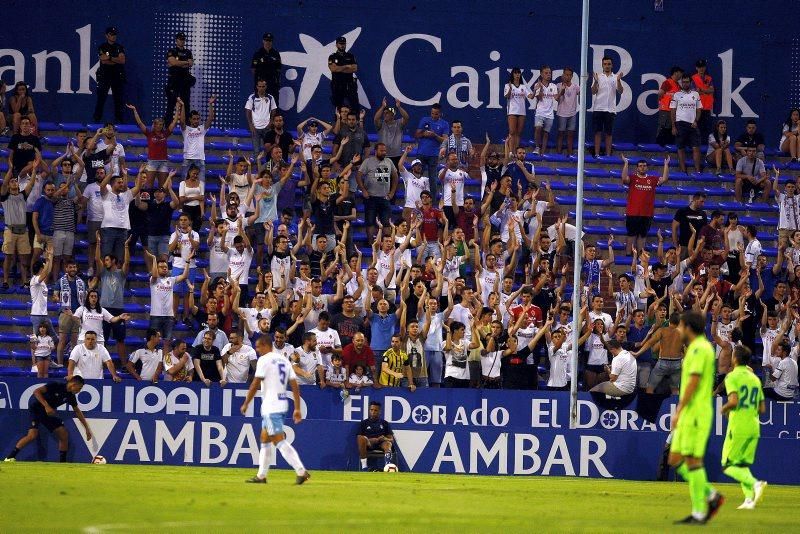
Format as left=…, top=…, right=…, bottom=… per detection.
left=1, top=378, right=798, bottom=484
left=1, top=0, right=795, bottom=139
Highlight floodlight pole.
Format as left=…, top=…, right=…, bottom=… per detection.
left=569, top=0, right=590, bottom=429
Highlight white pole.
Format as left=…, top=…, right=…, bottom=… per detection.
left=569, top=0, right=591, bottom=429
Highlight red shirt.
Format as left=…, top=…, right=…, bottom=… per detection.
left=455, top=208, right=477, bottom=242
left=691, top=73, right=713, bottom=111
left=626, top=174, right=659, bottom=217
left=509, top=303, right=543, bottom=328
left=420, top=206, right=443, bottom=241
left=342, top=343, right=376, bottom=370
left=146, top=128, right=171, bottom=160
left=659, top=79, right=679, bottom=111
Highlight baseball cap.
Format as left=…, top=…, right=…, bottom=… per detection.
left=308, top=120, right=318, bottom=127
left=695, top=58, right=707, bottom=67
left=262, top=32, right=274, bottom=40
left=154, top=187, right=166, bottom=193
left=175, top=32, right=187, bottom=40
left=489, top=151, right=500, bottom=158
left=336, top=36, right=347, bottom=44
left=105, top=26, right=118, bottom=35
left=411, top=159, right=422, bottom=167
left=386, top=107, right=396, bottom=115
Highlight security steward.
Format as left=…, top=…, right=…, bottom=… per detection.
left=93, top=26, right=127, bottom=123
left=328, top=36, right=359, bottom=114
left=165, top=32, right=194, bottom=123
left=251, top=32, right=282, bottom=103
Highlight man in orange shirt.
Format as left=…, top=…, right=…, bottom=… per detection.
left=692, top=59, right=715, bottom=144
left=657, top=66, right=683, bottom=145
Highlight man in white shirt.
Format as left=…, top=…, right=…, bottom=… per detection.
left=168, top=213, right=200, bottom=325
left=145, top=249, right=189, bottom=357
left=67, top=331, right=121, bottom=381
left=245, top=79, right=277, bottom=157
left=765, top=342, right=798, bottom=401
left=180, top=96, right=215, bottom=182
left=591, top=56, right=624, bottom=158
left=125, top=328, right=164, bottom=382
left=439, top=152, right=468, bottom=228
left=82, top=168, right=107, bottom=277
left=590, top=340, right=636, bottom=396
left=221, top=332, right=258, bottom=384
left=772, top=169, right=800, bottom=239
left=222, top=219, right=254, bottom=305
left=99, top=168, right=141, bottom=264
left=670, top=74, right=703, bottom=174
left=308, top=312, right=342, bottom=368
left=743, top=225, right=762, bottom=269
left=293, top=331, right=324, bottom=386
left=547, top=328, right=573, bottom=390
left=96, top=124, right=126, bottom=178
left=398, top=148, right=430, bottom=222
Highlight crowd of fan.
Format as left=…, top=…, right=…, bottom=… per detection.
left=1, top=29, right=798, bottom=401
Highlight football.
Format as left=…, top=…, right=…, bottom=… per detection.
left=92, top=456, right=107, bottom=465
left=384, top=463, right=398, bottom=473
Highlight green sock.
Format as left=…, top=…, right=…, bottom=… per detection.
left=724, top=466, right=756, bottom=500
left=676, top=463, right=689, bottom=481
left=686, top=468, right=710, bottom=517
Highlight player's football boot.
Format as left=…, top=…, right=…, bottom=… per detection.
left=296, top=471, right=311, bottom=485
left=674, top=515, right=705, bottom=525
left=705, top=492, right=725, bottom=522
left=736, top=499, right=755, bottom=510
left=245, top=476, right=266, bottom=484
left=753, top=481, right=767, bottom=504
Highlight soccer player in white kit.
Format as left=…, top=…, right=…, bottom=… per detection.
left=241, top=335, right=311, bottom=484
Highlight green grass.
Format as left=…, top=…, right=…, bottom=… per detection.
left=1, top=463, right=796, bottom=532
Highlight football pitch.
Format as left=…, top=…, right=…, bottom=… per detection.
left=2, top=464, right=797, bottom=532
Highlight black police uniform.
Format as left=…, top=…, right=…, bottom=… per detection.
left=165, top=44, right=194, bottom=123
left=93, top=34, right=126, bottom=122
left=251, top=46, right=282, bottom=102
left=328, top=50, right=359, bottom=113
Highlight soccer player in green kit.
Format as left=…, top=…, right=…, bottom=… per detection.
left=668, top=311, right=725, bottom=524
left=721, top=345, right=767, bottom=509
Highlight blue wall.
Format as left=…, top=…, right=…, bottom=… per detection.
left=1, top=0, right=798, bottom=142
left=1, top=378, right=798, bottom=483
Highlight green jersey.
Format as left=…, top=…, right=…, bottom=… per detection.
left=724, top=366, right=764, bottom=437
left=680, top=335, right=716, bottom=414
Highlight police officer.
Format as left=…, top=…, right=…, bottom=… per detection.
left=93, top=27, right=126, bottom=123
left=165, top=32, right=194, bottom=123
left=328, top=36, right=359, bottom=114
left=251, top=32, right=282, bottom=103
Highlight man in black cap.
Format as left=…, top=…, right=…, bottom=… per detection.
left=93, top=27, right=126, bottom=123
left=251, top=33, right=282, bottom=103
left=165, top=32, right=194, bottom=123
left=328, top=36, right=359, bottom=114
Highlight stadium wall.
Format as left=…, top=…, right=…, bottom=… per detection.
left=1, top=378, right=798, bottom=483
left=1, top=0, right=798, bottom=142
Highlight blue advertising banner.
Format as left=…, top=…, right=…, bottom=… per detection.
left=1, top=0, right=797, bottom=141
left=1, top=378, right=798, bottom=483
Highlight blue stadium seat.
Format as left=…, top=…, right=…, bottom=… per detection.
left=209, top=141, right=238, bottom=151
left=41, top=136, right=71, bottom=146
left=38, top=121, right=62, bottom=132
left=541, top=153, right=571, bottom=163
left=207, top=127, right=227, bottom=137
left=226, top=128, right=251, bottom=138
left=0, top=332, right=31, bottom=343
left=584, top=168, right=611, bottom=178
left=116, top=124, right=143, bottom=134
left=612, top=142, right=637, bottom=152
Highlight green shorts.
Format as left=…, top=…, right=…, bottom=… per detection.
left=671, top=410, right=712, bottom=458
left=721, top=429, right=759, bottom=467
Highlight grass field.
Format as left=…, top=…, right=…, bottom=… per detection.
left=1, top=463, right=796, bottom=532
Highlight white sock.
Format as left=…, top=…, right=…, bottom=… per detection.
left=276, top=440, right=305, bottom=475
left=257, top=443, right=272, bottom=479
left=360, top=458, right=368, bottom=469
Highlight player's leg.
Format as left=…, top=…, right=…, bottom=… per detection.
left=53, top=426, right=69, bottom=463
left=381, top=439, right=393, bottom=468
left=247, top=421, right=274, bottom=482
left=722, top=433, right=761, bottom=508
left=357, top=435, right=369, bottom=470
left=267, top=414, right=308, bottom=483
left=5, top=428, right=39, bottom=460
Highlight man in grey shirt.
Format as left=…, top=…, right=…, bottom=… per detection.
left=1, top=171, right=37, bottom=289
left=374, top=97, right=409, bottom=170
left=734, top=145, right=770, bottom=204
left=356, top=143, right=397, bottom=246
left=333, top=111, right=370, bottom=189
left=96, top=230, right=130, bottom=365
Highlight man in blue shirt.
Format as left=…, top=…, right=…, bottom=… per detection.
left=503, top=147, right=537, bottom=195
left=624, top=309, right=652, bottom=389
left=31, top=181, right=56, bottom=270
left=414, top=103, right=448, bottom=201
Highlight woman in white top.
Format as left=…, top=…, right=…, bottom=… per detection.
left=30, top=322, right=55, bottom=378
left=179, top=164, right=205, bottom=231
left=73, top=290, right=129, bottom=346
left=504, top=68, right=534, bottom=155
left=779, top=108, right=800, bottom=162
left=442, top=321, right=480, bottom=388
left=706, top=119, right=734, bottom=175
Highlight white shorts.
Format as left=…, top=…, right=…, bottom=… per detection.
left=535, top=115, right=554, bottom=132
left=262, top=412, right=285, bottom=435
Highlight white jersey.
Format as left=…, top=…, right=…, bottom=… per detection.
left=73, top=306, right=114, bottom=343
left=376, top=249, right=399, bottom=290
left=169, top=230, right=199, bottom=269
left=208, top=235, right=229, bottom=274
left=761, top=327, right=781, bottom=366
left=228, top=247, right=253, bottom=284
left=182, top=125, right=206, bottom=160
left=401, top=168, right=430, bottom=209
left=478, top=269, right=500, bottom=305
left=129, top=347, right=163, bottom=381
left=69, top=343, right=111, bottom=379
left=82, top=182, right=105, bottom=222
left=150, top=276, right=176, bottom=317
left=240, top=307, right=273, bottom=336
left=301, top=132, right=325, bottom=161
left=773, top=357, right=799, bottom=398
left=610, top=350, right=637, bottom=394
left=29, top=275, right=48, bottom=316
left=670, top=90, right=702, bottom=123
left=442, top=168, right=467, bottom=207
left=222, top=343, right=257, bottom=383
left=505, top=83, right=533, bottom=116
left=449, top=304, right=474, bottom=342
left=715, top=320, right=736, bottom=355
left=308, top=327, right=342, bottom=368
left=255, top=351, right=298, bottom=415
left=272, top=343, right=296, bottom=361
left=547, top=341, right=573, bottom=388
left=534, top=82, right=559, bottom=119
left=777, top=192, right=800, bottom=231
left=293, top=347, right=321, bottom=385
left=32, top=335, right=54, bottom=358
left=444, top=341, right=470, bottom=380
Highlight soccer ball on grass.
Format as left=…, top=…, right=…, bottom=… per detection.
left=384, top=463, right=398, bottom=472
left=91, top=455, right=107, bottom=465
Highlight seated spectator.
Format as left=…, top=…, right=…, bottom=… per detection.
left=706, top=120, right=734, bottom=175
left=8, top=81, right=37, bottom=134
left=357, top=401, right=394, bottom=471
left=779, top=108, right=800, bottom=162
left=126, top=329, right=164, bottom=383
left=163, top=340, right=194, bottom=382
left=734, top=146, right=770, bottom=204
left=67, top=331, right=121, bottom=382
left=734, top=119, right=765, bottom=161
left=590, top=340, right=637, bottom=396
left=325, top=353, right=348, bottom=389
left=347, top=363, right=373, bottom=390
left=763, top=342, right=798, bottom=400
left=379, top=334, right=415, bottom=391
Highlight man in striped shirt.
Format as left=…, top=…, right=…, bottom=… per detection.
left=379, top=335, right=415, bottom=391
left=51, top=182, right=84, bottom=283
left=439, top=120, right=474, bottom=166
